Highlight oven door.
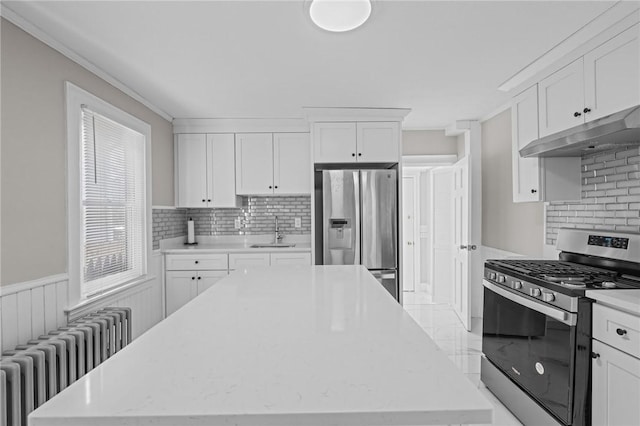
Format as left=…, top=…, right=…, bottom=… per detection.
left=482, top=280, right=578, bottom=425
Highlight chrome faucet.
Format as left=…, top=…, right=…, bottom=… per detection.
left=274, top=216, right=283, bottom=243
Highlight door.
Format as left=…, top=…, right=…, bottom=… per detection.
left=361, top=170, right=397, bottom=270
left=592, top=339, right=640, bottom=426
left=538, top=58, right=585, bottom=137
left=322, top=170, right=359, bottom=265
left=512, top=85, right=541, bottom=202
left=313, top=122, right=356, bottom=163
left=208, top=134, right=239, bottom=207
left=356, top=122, right=399, bottom=162
left=235, top=133, right=274, bottom=195
left=453, top=156, right=471, bottom=330
left=402, top=176, right=416, bottom=292
left=165, top=271, right=198, bottom=316
left=431, top=168, right=454, bottom=305
left=273, top=133, right=311, bottom=194
left=176, top=134, right=208, bottom=208
left=584, top=24, right=640, bottom=121
left=197, top=270, right=228, bottom=294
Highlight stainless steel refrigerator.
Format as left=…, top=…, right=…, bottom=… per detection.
left=315, top=169, right=398, bottom=300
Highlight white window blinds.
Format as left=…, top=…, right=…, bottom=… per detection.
left=81, top=107, right=147, bottom=297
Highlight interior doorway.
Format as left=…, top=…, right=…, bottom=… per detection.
left=401, top=155, right=457, bottom=306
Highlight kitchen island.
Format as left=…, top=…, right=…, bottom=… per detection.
left=29, top=266, right=493, bottom=425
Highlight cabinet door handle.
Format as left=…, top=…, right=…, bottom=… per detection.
left=583, top=107, right=591, bottom=114
left=574, top=111, right=582, bottom=117
left=269, top=185, right=273, bottom=189
left=616, top=328, right=627, bottom=336
left=195, top=260, right=199, bottom=264
left=202, top=199, right=206, bottom=202
left=352, top=153, right=356, bottom=157
left=531, top=189, right=537, bottom=193
left=274, top=186, right=278, bottom=189
left=358, top=153, right=362, bottom=157
left=591, top=352, right=600, bottom=359
left=207, top=199, right=211, bottom=202
left=191, top=277, right=195, bottom=280
left=197, top=276, right=201, bottom=280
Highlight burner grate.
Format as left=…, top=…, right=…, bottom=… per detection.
left=490, top=260, right=617, bottom=278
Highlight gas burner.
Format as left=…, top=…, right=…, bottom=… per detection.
left=598, top=281, right=617, bottom=289
left=560, top=281, right=587, bottom=288
left=541, top=275, right=586, bottom=284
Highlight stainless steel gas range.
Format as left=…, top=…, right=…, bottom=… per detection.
left=481, top=228, right=640, bottom=426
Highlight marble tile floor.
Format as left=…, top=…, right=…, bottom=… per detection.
left=402, top=291, right=522, bottom=426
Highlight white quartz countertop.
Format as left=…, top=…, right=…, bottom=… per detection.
left=586, top=289, right=640, bottom=316
left=161, top=235, right=311, bottom=254
left=30, top=266, right=492, bottom=426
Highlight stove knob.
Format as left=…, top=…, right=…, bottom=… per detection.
left=511, top=281, right=523, bottom=290
left=542, top=292, right=555, bottom=302
left=489, top=272, right=497, bottom=280
left=530, top=288, right=542, bottom=297
left=497, top=275, right=506, bottom=284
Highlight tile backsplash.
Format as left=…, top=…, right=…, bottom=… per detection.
left=152, top=196, right=311, bottom=249
left=546, top=146, right=640, bottom=245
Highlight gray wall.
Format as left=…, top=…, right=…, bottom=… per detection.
left=1, top=19, right=174, bottom=285
left=402, top=130, right=458, bottom=155
left=481, top=109, right=543, bottom=256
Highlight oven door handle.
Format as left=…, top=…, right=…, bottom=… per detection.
left=483, top=280, right=577, bottom=326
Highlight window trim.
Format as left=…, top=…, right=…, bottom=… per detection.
left=66, top=82, right=152, bottom=306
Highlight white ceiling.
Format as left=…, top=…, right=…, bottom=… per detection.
left=4, top=1, right=617, bottom=128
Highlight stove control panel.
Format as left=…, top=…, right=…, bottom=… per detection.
left=588, top=235, right=629, bottom=250
left=484, top=267, right=578, bottom=312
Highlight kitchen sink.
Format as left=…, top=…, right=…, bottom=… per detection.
left=250, top=243, right=296, bottom=248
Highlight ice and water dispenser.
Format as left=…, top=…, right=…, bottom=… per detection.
left=328, top=218, right=352, bottom=249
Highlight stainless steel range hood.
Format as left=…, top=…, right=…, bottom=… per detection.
left=520, top=105, right=640, bottom=158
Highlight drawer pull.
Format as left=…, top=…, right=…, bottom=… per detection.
left=195, top=260, right=199, bottom=264
left=616, top=328, right=627, bottom=336
left=591, top=352, right=600, bottom=359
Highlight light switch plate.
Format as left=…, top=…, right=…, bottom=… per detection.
left=234, top=219, right=241, bottom=229
left=294, top=218, right=301, bottom=228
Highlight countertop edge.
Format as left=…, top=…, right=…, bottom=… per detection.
left=586, top=289, right=640, bottom=316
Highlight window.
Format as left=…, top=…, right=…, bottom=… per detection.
left=67, top=82, right=151, bottom=301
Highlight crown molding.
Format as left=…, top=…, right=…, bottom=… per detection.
left=0, top=3, right=173, bottom=122
left=498, top=2, right=640, bottom=94
left=303, top=107, right=411, bottom=123
left=172, top=118, right=310, bottom=134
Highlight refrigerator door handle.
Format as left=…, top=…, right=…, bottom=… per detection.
left=372, top=273, right=396, bottom=280
left=354, top=171, right=361, bottom=264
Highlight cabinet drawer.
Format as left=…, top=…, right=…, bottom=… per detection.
left=166, top=254, right=228, bottom=271
left=270, top=252, right=311, bottom=266
left=593, top=303, right=640, bottom=358
left=228, top=253, right=270, bottom=270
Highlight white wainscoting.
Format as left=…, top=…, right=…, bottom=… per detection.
left=472, top=246, right=525, bottom=319
left=0, top=252, right=164, bottom=354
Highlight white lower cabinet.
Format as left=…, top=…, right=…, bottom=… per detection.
left=592, top=303, right=640, bottom=426
left=166, top=250, right=312, bottom=315
left=592, top=340, right=640, bottom=426
left=165, top=254, right=229, bottom=316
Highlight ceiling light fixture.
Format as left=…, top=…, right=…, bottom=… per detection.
left=309, top=0, right=372, bottom=33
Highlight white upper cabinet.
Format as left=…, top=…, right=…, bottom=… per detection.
left=313, top=122, right=357, bottom=163
left=584, top=24, right=640, bottom=121
left=313, top=122, right=399, bottom=163
left=235, top=133, right=274, bottom=195
left=208, top=134, right=241, bottom=207
left=538, top=24, right=639, bottom=137
left=273, top=133, right=311, bottom=194
left=176, top=134, right=208, bottom=208
left=512, top=85, right=582, bottom=203
left=236, top=132, right=311, bottom=195
left=175, top=133, right=240, bottom=208
left=357, top=122, right=400, bottom=162
left=512, top=85, right=541, bottom=202
left=538, top=58, right=585, bottom=137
